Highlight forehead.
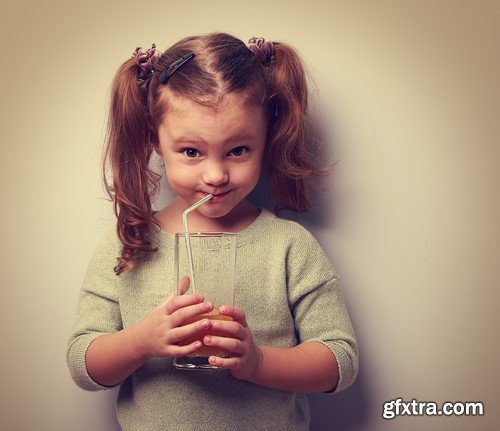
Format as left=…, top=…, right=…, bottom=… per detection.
left=160, top=93, right=266, bottom=142
left=167, top=93, right=256, bottom=121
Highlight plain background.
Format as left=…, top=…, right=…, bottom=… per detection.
left=1, top=1, right=498, bottom=430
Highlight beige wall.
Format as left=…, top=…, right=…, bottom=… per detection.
left=1, top=1, right=498, bottom=430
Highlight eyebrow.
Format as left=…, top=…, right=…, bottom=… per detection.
left=172, top=132, right=256, bottom=145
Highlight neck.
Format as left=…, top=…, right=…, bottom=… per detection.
left=157, top=198, right=260, bottom=233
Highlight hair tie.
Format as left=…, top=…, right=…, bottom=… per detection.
left=247, top=37, right=275, bottom=66
left=132, top=44, right=162, bottom=81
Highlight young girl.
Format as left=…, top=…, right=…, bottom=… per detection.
left=67, top=32, right=358, bottom=431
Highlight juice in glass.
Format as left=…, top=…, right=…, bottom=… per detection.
left=179, top=310, right=234, bottom=356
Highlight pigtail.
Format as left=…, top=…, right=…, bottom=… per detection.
left=102, top=57, right=162, bottom=275
left=264, top=42, right=335, bottom=214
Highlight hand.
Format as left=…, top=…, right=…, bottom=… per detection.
left=129, top=276, right=214, bottom=359
left=203, top=305, right=262, bottom=381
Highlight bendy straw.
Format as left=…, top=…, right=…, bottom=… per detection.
left=181, top=194, right=214, bottom=294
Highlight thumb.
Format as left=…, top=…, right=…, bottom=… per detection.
left=156, top=276, right=190, bottom=309
left=178, top=275, right=190, bottom=295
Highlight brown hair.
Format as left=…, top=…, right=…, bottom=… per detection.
left=102, top=32, right=335, bottom=275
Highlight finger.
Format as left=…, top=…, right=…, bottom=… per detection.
left=166, top=340, right=204, bottom=357
left=208, top=355, right=239, bottom=369
left=169, top=300, right=214, bottom=326
left=164, top=293, right=205, bottom=316
left=203, top=335, right=244, bottom=355
left=156, top=290, right=175, bottom=310
left=157, top=276, right=191, bottom=309
left=168, top=317, right=212, bottom=343
left=179, top=275, right=190, bottom=295
left=219, top=305, right=248, bottom=327
left=207, top=319, right=245, bottom=339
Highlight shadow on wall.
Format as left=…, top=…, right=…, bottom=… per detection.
left=309, top=369, right=370, bottom=431
left=309, top=311, right=371, bottom=430
left=248, top=165, right=336, bottom=229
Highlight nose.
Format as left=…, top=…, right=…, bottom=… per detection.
left=201, top=159, right=229, bottom=188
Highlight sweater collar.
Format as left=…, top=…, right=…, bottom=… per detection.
left=153, top=207, right=275, bottom=248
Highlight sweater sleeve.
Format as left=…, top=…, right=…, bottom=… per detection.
left=286, top=224, right=358, bottom=395
left=66, top=227, right=123, bottom=391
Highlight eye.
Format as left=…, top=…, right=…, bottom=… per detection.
left=228, top=146, right=248, bottom=156
left=180, top=148, right=201, bottom=158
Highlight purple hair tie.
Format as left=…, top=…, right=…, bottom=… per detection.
left=132, top=44, right=162, bottom=80
left=247, top=37, right=275, bottom=66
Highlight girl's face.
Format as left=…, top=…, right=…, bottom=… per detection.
left=156, top=94, right=268, bottom=220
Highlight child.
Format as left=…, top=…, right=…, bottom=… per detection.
left=67, top=32, right=358, bottom=431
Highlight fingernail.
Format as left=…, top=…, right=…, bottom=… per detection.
left=204, top=336, right=212, bottom=344
left=220, top=305, right=227, bottom=313
left=200, top=319, right=209, bottom=328
left=206, top=301, right=213, bottom=309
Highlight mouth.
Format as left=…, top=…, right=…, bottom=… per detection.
left=202, top=190, right=231, bottom=201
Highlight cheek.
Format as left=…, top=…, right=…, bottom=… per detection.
left=165, top=164, right=198, bottom=189
left=233, top=162, right=262, bottom=186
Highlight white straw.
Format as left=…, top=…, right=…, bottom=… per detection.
left=181, top=194, right=214, bottom=294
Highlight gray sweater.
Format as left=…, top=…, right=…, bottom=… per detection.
left=66, top=208, right=358, bottom=431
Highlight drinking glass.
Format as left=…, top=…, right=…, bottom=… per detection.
left=173, top=232, right=236, bottom=369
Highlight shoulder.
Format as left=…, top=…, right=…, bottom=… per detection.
left=260, top=209, right=334, bottom=268
left=261, top=208, right=323, bottom=249
left=264, top=210, right=338, bottom=277
left=94, top=225, right=122, bottom=256
left=84, top=225, right=122, bottom=277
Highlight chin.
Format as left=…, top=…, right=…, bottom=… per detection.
left=198, top=197, right=247, bottom=218
left=196, top=205, right=234, bottom=219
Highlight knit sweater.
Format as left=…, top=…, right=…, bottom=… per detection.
left=66, top=207, right=358, bottom=431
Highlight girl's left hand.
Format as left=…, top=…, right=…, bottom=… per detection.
left=204, top=305, right=262, bottom=381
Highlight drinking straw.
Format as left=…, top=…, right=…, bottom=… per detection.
left=181, top=194, right=214, bottom=294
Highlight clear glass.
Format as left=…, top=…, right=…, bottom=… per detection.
left=173, top=232, right=236, bottom=369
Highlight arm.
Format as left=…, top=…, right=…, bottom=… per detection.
left=249, top=341, right=339, bottom=393
left=84, top=323, right=149, bottom=387
left=285, top=227, right=358, bottom=394
left=66, top=228, right=126, bottom=391
left=204, top=306, right=341, bottom=393
left=67, top=229, right=223, bottom=390
left=66, top=228, right=172, bottom=390
left=85, top=277, right=214, bottom=387
left=205, top=226, right=358, bottom=394
left=75, top=272, right=216, bottom=388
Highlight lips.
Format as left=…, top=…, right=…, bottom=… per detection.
left=203, top=190, right=231, bottom=201
left=203, top=191, right=230, bottom=197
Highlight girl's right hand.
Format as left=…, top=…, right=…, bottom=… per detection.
left=129, top=276, right=214, bottom=359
